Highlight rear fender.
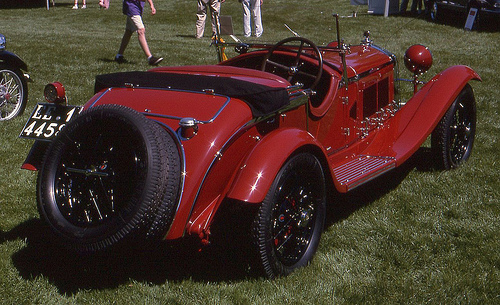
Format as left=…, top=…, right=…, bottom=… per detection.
left=0, top=50, right=28, bottom=71
left=226, top=128, right=326, bottom=203
left=21, top=141, right=49, bottom=171
left=389, top=65, right=481, bottom=164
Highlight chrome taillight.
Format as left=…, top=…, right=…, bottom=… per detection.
left=44, top=82, right=67, bottom=104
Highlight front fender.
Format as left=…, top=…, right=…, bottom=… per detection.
left=0, top=50, right=28, bottom=71
left=387, top=65, right=480, bottom=164
left=227, top=128, right=326, bottom=203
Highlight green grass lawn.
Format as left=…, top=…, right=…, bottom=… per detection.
left=1, top=1, right=499, bottom=304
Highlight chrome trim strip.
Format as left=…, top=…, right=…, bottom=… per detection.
left=143, top=95, right=231, bottom=125
left=347, top=161, right=395, bottom=191
left=87, top=88, right=112, bottom=108
left=90, top=87, right=232, bottom=125
left=347, top=60, right=395, bottom=84
left=179, top=117, right=256, bottom=237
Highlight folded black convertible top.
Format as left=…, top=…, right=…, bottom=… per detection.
left=95, top=71, right=290, bottom=117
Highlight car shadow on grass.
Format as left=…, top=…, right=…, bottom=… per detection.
left=3, top=147, right=437, bottom=295
left=324, top=146, right=436, bottom=226
left=5, top=217, right=256, bottom=295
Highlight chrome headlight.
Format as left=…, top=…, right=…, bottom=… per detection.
left=0, top=34, right=6, bottom=51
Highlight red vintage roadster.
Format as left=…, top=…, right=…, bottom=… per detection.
left=20, top=16, right=480, bottom=278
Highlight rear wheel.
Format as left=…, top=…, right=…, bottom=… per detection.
left=431, top=84, right=476, bottom=170
left=37, top=105, right=181, bottom=252
left=0, top=66, right=27, bottom=120
left=252, top=153, right=326, bottom=278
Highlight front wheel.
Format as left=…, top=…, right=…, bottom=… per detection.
left=431, top=84, right=476, bottom=170
left=0, top=65, right=28, bottom=120
left=252, top=153, right=326, bottom=278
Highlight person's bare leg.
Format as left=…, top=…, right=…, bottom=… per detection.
left=118, top=29, right=133, bottom=55
left=137, top=28, right=152, bottom=58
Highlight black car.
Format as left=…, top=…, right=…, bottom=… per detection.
left=429, top=0, right=500, bottom=28
left=0, top=33, right=30, bottom=120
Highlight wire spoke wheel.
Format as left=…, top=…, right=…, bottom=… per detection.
left=252, top=153, right=326, bottom=278
left=0, top=67, right=27, bottom=120
left=54, top=121, right=147, bottom=227
left=432, top=84, right=476, bottom=169
left=271, top=180, right=317, bottom=265
left=448, top=102, right=474, bottom=165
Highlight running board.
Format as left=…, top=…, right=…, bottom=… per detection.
left=332, top=155, right=396, bottom=192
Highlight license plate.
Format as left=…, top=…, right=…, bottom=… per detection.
left=19, top=103, right=82, bottom=141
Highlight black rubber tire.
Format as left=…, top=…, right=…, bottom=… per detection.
left=252, top=153, right=326, bottom=278
left=37, top=104, right=181, bottom=252
left=431, top=84, right=476, bottom=170
left=0, top=65, right=28, bottom=120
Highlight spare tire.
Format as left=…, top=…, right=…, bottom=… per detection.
left=37, top=104, right=181, bottom=252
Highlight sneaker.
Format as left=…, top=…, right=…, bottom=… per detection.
left=82, top=4, right=86, bottom=9
left=148, top=56, right=163, bottom=66
left=115, top=55, right=127, bottom=64
left=72, top=5, right=78, bottom=9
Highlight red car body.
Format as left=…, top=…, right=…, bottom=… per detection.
left=20, top=29, right=480, bottom=278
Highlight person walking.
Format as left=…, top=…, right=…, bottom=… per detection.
left=195, top=0, right=223, bottom=39
left=241, top=0, right=263, bottom=38
left=115, top=0, right=163, bottom=66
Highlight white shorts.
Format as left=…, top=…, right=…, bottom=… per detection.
left=126, top=15, right=145, bottom=32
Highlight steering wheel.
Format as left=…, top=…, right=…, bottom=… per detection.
left=261, top=37, right=323, bottom=90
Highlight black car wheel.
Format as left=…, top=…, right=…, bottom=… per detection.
left=252, top=153, right=326, bottom=278
left=37, top=105, right=181, bottom=252
left=0, top=65, right=27, bottom=120
left=431, top=84, right=476, bottom=170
